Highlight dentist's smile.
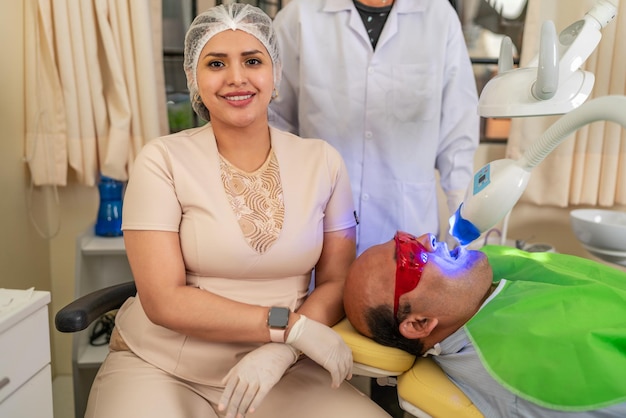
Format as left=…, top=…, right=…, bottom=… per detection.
left=224, top=94, right=254, bottom=101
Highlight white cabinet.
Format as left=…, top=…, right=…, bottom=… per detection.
left=0, top=289, right=53, bottom=418
left=71, top=229, right=133, bottom=418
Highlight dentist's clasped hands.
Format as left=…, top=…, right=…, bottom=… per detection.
left=219, top=314, right=353, bottom=418
left=286, top=315, right=353, bottom=388
left=219, top=343, right=299, bottom=418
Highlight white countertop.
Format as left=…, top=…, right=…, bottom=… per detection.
left=0, top=289, right=51, bottom=333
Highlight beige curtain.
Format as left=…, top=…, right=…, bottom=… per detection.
left=25, top=0, right=168, bottom=186
left=507, top=0, right=626, bottom=207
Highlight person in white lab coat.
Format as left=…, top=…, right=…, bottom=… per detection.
left=269, top=0, right=479, bottom=255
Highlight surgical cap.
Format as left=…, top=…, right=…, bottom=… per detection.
left=183, top=3, right=281, bottom=121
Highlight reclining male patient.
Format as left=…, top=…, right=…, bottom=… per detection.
left=344, top=231, right=626, bottom=418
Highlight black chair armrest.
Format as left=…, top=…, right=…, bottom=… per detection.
left=55, top=281, right=136, bottom=333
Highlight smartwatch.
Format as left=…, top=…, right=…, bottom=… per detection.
left=267, top=306, right=290, bottom=342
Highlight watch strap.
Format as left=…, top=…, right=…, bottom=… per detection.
left=269, top=327, right=286, bottom=343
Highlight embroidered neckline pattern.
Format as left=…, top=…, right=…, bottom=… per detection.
left=219, top=150, right=284, bottom=254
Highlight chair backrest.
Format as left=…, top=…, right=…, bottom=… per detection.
left=398, top=358, right=484, bottom=418
left=333, top=318, right=484, bottom=418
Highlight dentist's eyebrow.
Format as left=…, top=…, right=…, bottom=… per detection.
left=202, top=49, right=264, bottom=59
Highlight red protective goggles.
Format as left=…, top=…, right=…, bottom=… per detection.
left=394, top=231, right=429, bottom=318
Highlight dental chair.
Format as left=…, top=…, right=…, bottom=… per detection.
left=333, top=319, right=483, bottom=418
left=55, top=282, right=483, bottom=418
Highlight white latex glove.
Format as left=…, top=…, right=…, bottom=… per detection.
left=285, top=315, right=352, bottom=388
left=445, top=188, right=467, bottom=249
left=219, top=343, right=298, bottom=418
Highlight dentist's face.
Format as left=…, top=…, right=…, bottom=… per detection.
left=195, top=29, right=274, bottom=129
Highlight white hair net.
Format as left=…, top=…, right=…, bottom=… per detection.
left=183, top=3, right=281, bottom=121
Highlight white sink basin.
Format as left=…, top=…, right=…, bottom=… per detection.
left=570, top=209, right=626, bottom=266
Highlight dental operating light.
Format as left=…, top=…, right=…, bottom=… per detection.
left=478, top=0, right=617, bottom=118
left=450, top=95, right=626, bottom=246
left=449, top=0, right=620, bottom=246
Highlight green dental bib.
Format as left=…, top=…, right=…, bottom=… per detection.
left=465, top=245, right=626, bottom=411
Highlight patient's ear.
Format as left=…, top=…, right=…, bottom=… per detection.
left=399, top=316, right=438, bottom=339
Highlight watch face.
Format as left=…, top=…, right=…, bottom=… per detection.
left=268, top=307, right=289, bottom=328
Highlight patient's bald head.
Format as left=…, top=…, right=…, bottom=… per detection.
left=343, top=239, right=396, bottom=338
left=344, top=231, right=493, bottom=356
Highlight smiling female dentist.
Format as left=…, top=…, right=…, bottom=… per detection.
left=269, top=0, right=479, bottom=255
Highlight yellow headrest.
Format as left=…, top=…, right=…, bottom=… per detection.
left=333, top=318, right=416, bottom=374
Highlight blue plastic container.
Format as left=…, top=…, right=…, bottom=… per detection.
left=95, top=175, right=124, bottom=237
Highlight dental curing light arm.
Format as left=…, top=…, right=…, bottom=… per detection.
left=451, top=95, right=626, bottom=245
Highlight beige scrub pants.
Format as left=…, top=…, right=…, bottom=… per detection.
left=85, top=350, right=391, bottom=418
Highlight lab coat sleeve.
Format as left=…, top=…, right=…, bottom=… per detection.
left=446, top=188, right=466, bottom=217
left=268, top=7, right=300, bottom=134
left=435, top=11, right=479, bottom=197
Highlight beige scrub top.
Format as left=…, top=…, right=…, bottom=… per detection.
left=116, top=124, right=357, bottom=385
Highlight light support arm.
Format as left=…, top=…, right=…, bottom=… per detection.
left=520, top=95, right=626, bottom=169
left=450, top=96, right=626, bottom=245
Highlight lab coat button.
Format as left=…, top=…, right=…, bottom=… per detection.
left=365, top=131, right=373, bottom=139
left=362, top=194, right=370, bottom=201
